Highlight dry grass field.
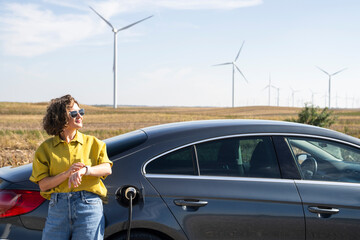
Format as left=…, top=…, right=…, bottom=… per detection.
left=1, top=102, right=359, bottom=167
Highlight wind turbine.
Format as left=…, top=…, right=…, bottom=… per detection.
left=350, top=96, right=356, bottom=108
left=322, top=92, right=328, bottom=108
left=334, top=92, right=341, bottom=108
left=316, top=66, right=347, bottom=109
left=272, top=85, right=280, bottom=106
left=309, top=89, right=319, bottom=106
left=290, top=87, right=301, bottom=107
left=263, top=73, right=275, bottom=106
left=213, top=41, right=248, bottom=108
left=90, top=6, right=153, bottom=108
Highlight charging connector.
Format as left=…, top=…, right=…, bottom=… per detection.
left=115, top=185, right=140, bottom=207
left=125, top=187, right=137, bottom=200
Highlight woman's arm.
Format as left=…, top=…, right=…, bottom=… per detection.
left=38, top=162, right=85, bottom=192
left=85, top=162, right=112, bottom=177
left=68, top=163, right=112, bottom=188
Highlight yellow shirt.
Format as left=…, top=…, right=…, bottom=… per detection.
left=30, top=131, right=113, bottom=200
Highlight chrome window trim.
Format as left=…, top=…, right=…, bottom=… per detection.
left=294, top=179, right=360, bottom=187
left=145, top=175, right=360, bottom=186
left=145, top=174, right=295, bottom=183
left=142, top=132, right=360, bottom=176
left=283, top=134, right=360, bottom=148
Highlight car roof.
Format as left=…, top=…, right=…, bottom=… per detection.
left=141, top=119, right=360, bottom=145
left=105, top=119, right=360, bottom=159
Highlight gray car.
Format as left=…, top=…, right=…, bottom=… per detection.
left=1, top=119, right=360, bottom=240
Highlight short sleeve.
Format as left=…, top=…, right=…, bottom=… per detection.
left=97, top=141, right=113, bottom=180
left=29, top=144, right=50, bottom=184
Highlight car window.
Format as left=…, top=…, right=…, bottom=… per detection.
left=196, top=136, right=281, bottom=178
left=286, top=137, right=360, bottom=183
left=146, top=146, right=197, bottom=175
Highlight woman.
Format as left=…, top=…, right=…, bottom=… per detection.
left=30, top=94, right=112, bottom=240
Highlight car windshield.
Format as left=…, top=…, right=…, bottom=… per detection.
left=287, top=136, right=360, bottom=182
left=288, top=138, right=341, bottom=162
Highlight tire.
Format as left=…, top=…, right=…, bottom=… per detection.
left=108, top=230, right=166, bottom=240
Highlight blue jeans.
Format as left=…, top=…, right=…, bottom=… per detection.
left=42, top=191, right=104, bottom=240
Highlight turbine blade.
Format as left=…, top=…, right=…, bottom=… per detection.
left=235, top=41, right=245, bottom=61
left=263, top=85, right=269, bottom=90
left=234, top=64, right=248, bottom=83
left=117, top=15, right=154, bottom=32
left=213, top=62, right=232, bottom=66
left=316, top=66, right=330, bottom=76
left=331, top=68, right=347, bottom=76
left=89, top=6, right=115, bottom=30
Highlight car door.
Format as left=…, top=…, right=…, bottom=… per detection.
left=286, top=136, right=360, bottom=239
left=145, top=136, right=305, bottom=240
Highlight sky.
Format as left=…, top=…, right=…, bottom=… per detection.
left=0, top=0, right=359, bottom=108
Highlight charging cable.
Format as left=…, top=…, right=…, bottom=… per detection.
left=125, top=187, right=137, bottom=240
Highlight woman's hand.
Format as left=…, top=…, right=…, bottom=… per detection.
left=68, top=166, right=87, bottom=188
left=38, top=162, right=85, bottom=192
left=66, top=162, right=85, bottom=177
left=67, top=163, right=85, bottom=188
left=67, top=163, right=112, bottom=188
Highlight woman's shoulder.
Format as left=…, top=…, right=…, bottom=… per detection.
left=41, top=136, right=56, bottom=145
left=79, top=132, right=105, bottom=145
left=36, top=136, right=57, bottom=152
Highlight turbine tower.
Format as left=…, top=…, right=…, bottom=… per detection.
left=213, top=41, right=248, bottom=108
left=90, top=6, right=153, bottom=108
left=316, top=66, right=346, bottom=109
left=263, top=73, right=275, bottom=106
left=290, top=87, right=301, bottom=107
left=309, top=89, right=319, bottom=106
left=272, top=85, right=280, bottom=106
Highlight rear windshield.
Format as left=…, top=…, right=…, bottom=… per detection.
left=104, top=130, right=148, bottom=158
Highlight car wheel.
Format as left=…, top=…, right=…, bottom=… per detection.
left=108, top=230, right=166, bottom=240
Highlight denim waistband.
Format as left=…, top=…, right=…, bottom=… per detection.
left=53, top=191, right=83, bottom=199
left=50, top=191, right=98, bottom=202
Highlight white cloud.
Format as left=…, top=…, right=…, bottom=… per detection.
left=0, top=3, right=96, bottom=56
left=153, top=0, right=262, bottom=10
left=0, top=0, right=262, bottom=57
left=42, top=0, right=87, bottom=11
left=50, top=0, right=263, bottom=13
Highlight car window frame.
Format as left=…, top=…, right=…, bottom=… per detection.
left=144, top=133, right=360, bottom=180
left=143, top=133, right=284, bottom=178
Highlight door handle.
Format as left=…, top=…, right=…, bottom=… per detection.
left=174, top=199, right=208, bottom=207
left=308, top=206, right=339, bottom=215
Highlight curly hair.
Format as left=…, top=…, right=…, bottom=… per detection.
left=43, top=95, right=80, bottom=136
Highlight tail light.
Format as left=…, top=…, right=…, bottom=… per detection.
left=0, top=190, right=45, bottom=218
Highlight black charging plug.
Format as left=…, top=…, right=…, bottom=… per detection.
left=115, top=185, right=140, bottom=207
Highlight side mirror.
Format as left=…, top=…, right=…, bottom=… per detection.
left=297, top=154, right=308, bottom=163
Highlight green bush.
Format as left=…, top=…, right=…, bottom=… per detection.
left=287, top=104, right=336, bottom=127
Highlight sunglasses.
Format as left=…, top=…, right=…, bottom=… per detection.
left=69, top=109, right=85, bottom=118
